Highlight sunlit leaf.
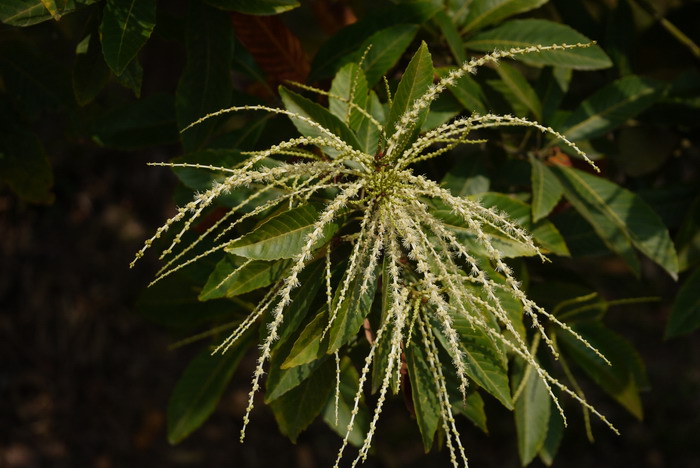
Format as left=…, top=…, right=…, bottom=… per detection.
left=465, top=19, right=612, bottom=70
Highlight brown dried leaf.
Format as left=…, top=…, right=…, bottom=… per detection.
left=231, top=13, right=310, bottom=85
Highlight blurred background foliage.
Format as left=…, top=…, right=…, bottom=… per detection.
left=1, top=0, right=699, bottom=467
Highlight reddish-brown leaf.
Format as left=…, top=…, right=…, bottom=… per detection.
left=231, top=13, right=310, bottom=85
left=311, top=0, right=357, bottom=35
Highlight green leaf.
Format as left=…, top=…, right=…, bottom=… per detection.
left=100, top=0, right=156, bottom=75
left=452, top=390, right=488, bottom=433
left=282, top=307, right=329, bottom=368
left=512, top=360, right=551, bottom=466
left=279, top=86, right=363, bottom=153
left=329, top=63, right=369, bottom=131
left=536, top=66, right=572, bottom=125
left=0, top=125, right=53, bottom=204
left=538, top=400, right=565, bottom=466
left=489, top=61, right=541, bottom=119
left=440, top=69, right=488, bottom=115
left=274, top=258, right=326, bottom=343
left=530, top=158, right=563, bottom=222
left=665, top=267, right=700, bottom=338
left=386, top=42, right=434, bottom=154
left=322, top=358, right=370, bottom=447
left=429, top=194, right=570, bottom=257
left=558, top=321, right=647, bottom=419
left=356, top=91, right=385, bottom=154
left=434, top=10, right=466, bottom=64
left=203, top=0, right=299, bottom=15
left=115, top=57, right=143, bottom=97
left=360, top=24, right=419, bottom=87
left=551, top=166, right=679, bottom=279
left=676, top=196, right=700, bottom=272
left=73, top=32, right=110, bottom=106
left=560, top=75, right=666, bottom=142
left=461, top=0, right=548, bottom=34
left=90, top=93, right=178, bottom=149
left=0, top=45, right=73, bottom=117
left=443, top=310, right=513, bottom=409
left=227, top=204, right=339, bottom=261
left=176, top=2, right=233, bottom=152
left=167, top=335, right=252, bottom=443
left=441, top=153, right=490, bottom=197
left=0, top=0, right=96, bottom=26
left=465, top=19, right=612, bottom=70
left=310, top=1, right=441, bottom=81
left=199, top=256, right=291, bottom=301
left=327, top=255, right=380, bottom=354
left=406, top=343, right=441, bottom=451
left=266, top=348, right=328, bottom=402
left=269, top=358, right=335, bottom=442
left=135, top=267, right=239, bottom=329
left=0, top=0, right=51, bottom=26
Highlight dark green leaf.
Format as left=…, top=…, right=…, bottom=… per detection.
left=279, top=86, right=363, bottom=153
left=440, top=68, right=488, bottom=115
left=434, top=10, right=466, bottom=64
left=0, top=1, right=52, bottom=26
left=489, top=61, right=541, bottom=119
left=665, top=267, right=700, bottom=339
left=176, top=2, right=234, bottom=151
left=558, top=321, right=647, bottom=419
left=266, top=348, right=328, bottom=402
left=676, top=195, right=700, bottom=272
left=91, top=93, right=178, bottom=149
left=406, top=342, right=441, bottom=451
left=452, top=390, right=488, bottom=433
left=513, top=360, right=551, bottom=466
left=100, top=0, right=156, bottom=75
left=551, top=166, right=678, bottom=279
left=269, top=358, right=335, bottom=442
left=200, top=256, right=290, bottom=301
left=560, top=75, right=666, bottom=141
left=73, top=32, right=110, bottom=106
left=536, top=66, right=571, bottom=125
left=0, top=45, right=73, bottom=117
left=386, top=42, right=434, bottom=154
left=613, top=126, right=678, bottom=178
left=115, top=57, right=143, bottom=97
left=274, top=258, right=326, bottom=343
left=227, top=204, right=339, bottom=261
left=327, top=255, right=380, bottom=354
left=445, top=310, right=513, bottom=409
left=167, top=335, right=252, bottom=443
left=135, top=268, right=240, bottom=329
left=461, top=0, right=548, bottom=34
left=430, top=194, right=570, bottom=257
left=203, top=0, right=299, bottom=15
left=360, top=24, right=419, bottom=87
left=465, top=19, right=612, bottom=70
left=441, top=153, right=490, bottom=197
left=322, top=357, right=370, bottom=447
left=538, top=397, right=564, bottom=466
left=530, top=158, right=563, bottom=222
left=282, top=307, right=329, bottom=368
left=356, top=91, right=385, bottom=154
left=0, top=0, right=97, bottom=26
left=310, top=1, right=441, bottom=81
left=0, top=126, right=53, bottom=204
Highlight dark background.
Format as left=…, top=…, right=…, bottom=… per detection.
left=2, top=1, right=700, bottom=467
